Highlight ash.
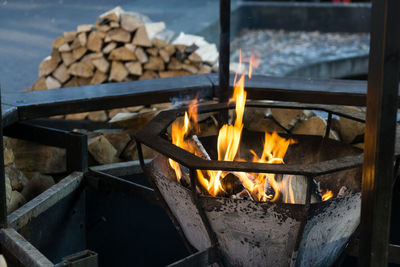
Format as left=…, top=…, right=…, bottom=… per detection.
left=230, top=30, right=370, bottom=77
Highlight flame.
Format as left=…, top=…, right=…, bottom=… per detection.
left=322, top=190, right=333, bottom=201
left=168, top=50, right=330, bottom=203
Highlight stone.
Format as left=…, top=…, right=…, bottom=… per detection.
left=108, top=47, right=137, bottom=61
left=45, top=76, right=61, bottom=89
left=88, top=110, right=108, bottom=122
left=87, top=31, right=103, bottom=52
left=121, top=14, right=141, bottom=32
left=88, top=135, right=119, bottom=164
left=106, top=28, right=131, bottom=43
left=21, top=173, right=55, bottom=202
left=7, top=191, right=26, bottom=214
left=125, top=61, right=142, bottom=76
left=52, top=64, right=70, bottom=83
left=39, top=57, right=59, bottom=77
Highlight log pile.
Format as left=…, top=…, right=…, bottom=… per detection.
left=30, top=8, right=217, bottom=91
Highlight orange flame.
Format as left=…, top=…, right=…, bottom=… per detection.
left=322, top=190, right=333, bottom=201
left=169, top=50, right=327, bottom=203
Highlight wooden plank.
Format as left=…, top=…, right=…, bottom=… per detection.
left=2, top=74, right=214, bottom=120
left=359, top=0, right=400, bottom=266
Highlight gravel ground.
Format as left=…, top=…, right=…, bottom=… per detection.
left=230, top=30, right=370, bottom=77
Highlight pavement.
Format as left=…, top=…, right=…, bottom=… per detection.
left=0, top=0, right=223, bottom=94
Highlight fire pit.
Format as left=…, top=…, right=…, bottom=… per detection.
left=135, top=58, right=366, bottom=266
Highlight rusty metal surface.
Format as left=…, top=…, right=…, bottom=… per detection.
left=149, top=156, right=212, bottom=251
left=296, top=193, right=361, bottom=267
left=0, top=228, right=53, bottom=267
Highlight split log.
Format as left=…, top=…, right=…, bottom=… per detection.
left=52, top=36, right=66, bottom=49
left=106, top=28, right=131, bottom=43
left=31, top=77, right=47, bottom=91
left=39, top=57, right=58, bottom=77
left=108, top=47, right=137, bottom=60
left=68, top=61, right=94, bottom=78
left=88, top=135, right=119, bottom=164
left=132, top=26, right=151, bottom=47
left=159, top=70, right=190, bottom=78
left=61, top=52, right=74, bottom=66
left=65, top=112, right=89, bottom=120
left=90, top=70, right=107, bottom=84
left=103, top=42, right=117, bottom=54
left=134, top=47, right=148, bottom=63
left=5, top=164, right=29, bottom=191
left=45, top=76, right=61, bottom=89
left=72, top=47, right=87, bottom=61
left=144, top=56, right=164, bottom=70
left=138, top=70, right=158, bottom=80
left=58, top=43, right=71, bottom=52
left=109, top=61, right=129, bottom=82
left=52, top=64, right=70, bottom=83
left=21, top=173, right=55, bottom=202
left=159, top=49, right=170, bottom=63
left=102, top=131, right=131, bottom=157
left=125, top=61, right=143, bottom=76
left=91, top=57, right=110, bottom=73
left=64, top=31, right=76, bottom=42
left=146, top=47, right=158, bottom=56
left=87, top=31, right=103, bottom=52
left=7, top=191, right=26, bottom=214
left=78, top=32, right=87, bottom=46
left=121, top=13, right=141, bottom=32
left=77, top=24, right=93, bottom=33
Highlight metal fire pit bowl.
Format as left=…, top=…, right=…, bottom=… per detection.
left=135, top=101, right=366, bottom=267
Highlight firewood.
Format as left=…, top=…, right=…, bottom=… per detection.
left=197, top=64, right=212, bottom=74
left=335, top=107, right=365, bottom=143
left=88, top=110, right=108, bottom=122
left=159, top=70, right=190, bottom=78
left=232, top=189, right=254, bottom=201
left=52, top=64, right=70, bottom=83
left=64, top=77, right=79, bottom=88
left=87, top=31, right=103, bottom=52
left=121, top=13, right=141, bottom=32
left=69, top=37, right=81, bottom=50
left=168, top=58, right=183, bottom=70
left=58, top=43, right=71, bottom=52
left=52, top=35, right=66, bottom=49
left=61, top=52, right=74, bottom=66
left=4, top=148, right=14, bottom=166
left=110, top=21, right=120, bottom=28
left=77, top=32, right=87, bottom=46
left=102, top=131, right=131, bottom=157
left=45, top=76, right=61, bottom=89
left=88, top=135, right=119, bottom=164
left=134, top=47, right=148, bottom=63
left=159, top=49, right=170, bottom=63
left=109, top=111, right=157, bottom=130
left=108, top=47, right=137, bottom=61
left=187, top=135, right=211, bottom=160
left=132, top=26, right=151, bottom=47
left=8, top=190, right=26, bottom=213
left=64, top=31, right=76, bottom=42
left=109, top=61, right=129, bottom=82
left=76, top=77, right=92, bottom=86
left=270, top=108, right=304, bottom=128
left=146, top=47, right=158, bottom=56
left=292, top=116, right=339, bottom=140
left=108, top=108, right=130, bottom=119
left=124, top=43, right=136, bottom=52
left=152, top=38, right=168, bottom=48
left=188, top=52, right=202, bottom=63
left=82, top=52, right=103, bottom=61
left=175, top=44, right=187, bottom=54
left=91, top=57, right=110, bottom=73
left=138, top=70, right=158, bottom=80
left=65, top=112, right=89, bottom=120
left=38, top=57, right=59, bottom=77
left=125, top=61, right=143, bottom=76
left=31, top=77, right=47, bottom=91
left=337, top=186, right=352, bottom=198
left=95, top=30, right=106, bottom=40
left=182, top=64, right=197, bottom=74
left=68, top=61, right=94, bottom=78
left=77, top=24, right=93, bottom=33
left=72, top=46, right=87, bottom=61
left=103, top=42, right=117, bottom=54
left=90, top=70, right=107, bottom=85
left=164, top=44, right=175, bottom=56
left=143, top=56, right=164, bottom=71
left=6, top=164, right=28, bottom=191
left=97, top=24, right=111, bottom=32
left=21, top=173, right=55, bottom=202
left=106, top=28, right=131, bottom=43
left=50, top=49, right=61, bottom=63
left=102, top=12, right=118, bottom=22
left=126, top=105, right=144, bottom=112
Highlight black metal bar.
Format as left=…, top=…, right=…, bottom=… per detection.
left=4, top=122, right=88, bottom=172
left=218, top=0, right=231, bottom=104
left=0, top=90, right=7, bottom=228
left=167, top=246, right=218, bottom=267
left=136, top=142, right=196, bottom=254
left=359, top=0, right=400, bottom=265
left=324, top=112, right=332, bottom=138
left=85, top=169, right=158, bottom=206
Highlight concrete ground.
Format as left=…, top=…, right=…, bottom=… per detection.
left=0, top=0, right=223, bottom=94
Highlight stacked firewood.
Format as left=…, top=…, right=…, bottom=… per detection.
left=30, top=8, right=217, bottom=91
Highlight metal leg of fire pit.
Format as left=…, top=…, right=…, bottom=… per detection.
left=359, top=0, right=400, bottom=265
